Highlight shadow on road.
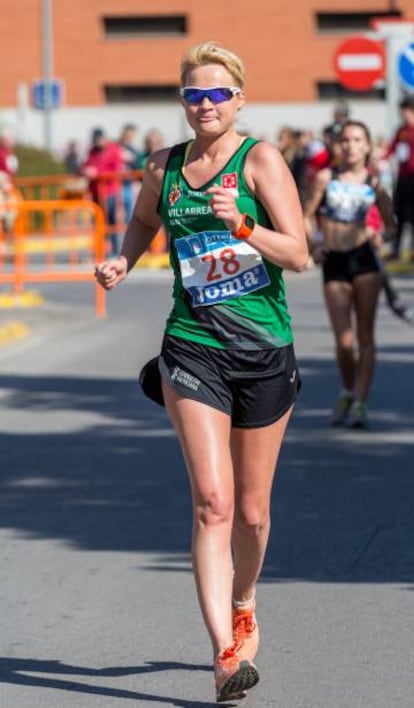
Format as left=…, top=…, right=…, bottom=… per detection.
left=0, top=340, right=413, bottom=585
left=0, top=657, right=225, bottom=707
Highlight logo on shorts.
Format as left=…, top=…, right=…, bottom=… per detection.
left=171, top=366, right=201, bottom=392
left=289, top=370, right=297, bottom=383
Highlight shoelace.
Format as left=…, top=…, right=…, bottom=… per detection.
left=216, top=640, right=243, bottom=667
left=233, top=610, right=256, bottom=640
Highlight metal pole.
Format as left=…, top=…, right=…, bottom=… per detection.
left=16, top=81, right=29, bottom=145
left=42, top=0, right=53, bottom=151
left=385, top=35, right=402, bottom=139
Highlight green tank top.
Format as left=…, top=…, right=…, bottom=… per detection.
left=158, top=137, right=293, bottom=350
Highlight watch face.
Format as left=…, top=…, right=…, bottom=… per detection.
left=244, top=215, right=255, bottom=230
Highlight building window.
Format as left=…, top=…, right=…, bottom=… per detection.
left=316, top=81, right=385, bottom=100
left=104, top=85, right=179, bottom=103
left=315, top=10, right=401, bottom=34
left=103, top=15, right=187, bottom=38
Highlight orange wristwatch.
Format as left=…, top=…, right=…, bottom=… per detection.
left=232, top=213, right=255, bottom=240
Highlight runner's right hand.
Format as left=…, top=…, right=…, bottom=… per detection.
left=94, top=256, right=128, bottom=290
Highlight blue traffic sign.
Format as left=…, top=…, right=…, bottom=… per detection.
left=32, top=79, right=64, bottom=109
left=398, top=42, right=414, bottom=92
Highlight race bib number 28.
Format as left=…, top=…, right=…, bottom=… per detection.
left=175, top=230, right=270, bottom=307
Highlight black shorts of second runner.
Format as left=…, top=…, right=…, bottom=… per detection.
left=158, top=334, right=300, bottom=429
left=322, top=240, right=381, bottom=284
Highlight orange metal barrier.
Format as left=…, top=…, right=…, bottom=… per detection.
left=14, top=174, right=75, bottom=201
left=0, top=200, right=107, bottom=317
left=94, top=170, right=167, bottom=255
left=14, top=170, right=168, bottom=257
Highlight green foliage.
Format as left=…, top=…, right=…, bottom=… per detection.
left=15, top=144, right=65, bottom=177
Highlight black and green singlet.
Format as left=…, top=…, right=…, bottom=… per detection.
left=158, top=137, right=293, bottom=351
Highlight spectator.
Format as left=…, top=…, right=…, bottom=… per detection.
left=371, top=135, right=393, bottom=196
left=64, top=140, right=81, bottom=175
left=323, top=100, right=350, bottom=142
left=305, top=130, right=331, bottom=187
left=387, top=95, right=414, bottom=260
left=277, top=126, right=307, bottom=205
left=137, top=128, right=164, bottom=169
left=0, top=128, right=19, bottom=234
left=118, top=123, right=139, bottom=222
left=0, top=127, right=18, bottom=177
left=323, top=125, right=343, bottom=168
left=82, top=127, right=123, bottom=256
left=0, top=169, right=19, bottom=234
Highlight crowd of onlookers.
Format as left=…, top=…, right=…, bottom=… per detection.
left=1, top=95, right=414, bottom=261
left=61, top=124, right=165, bottom=255
left=0, top=122, right=166, bottom=253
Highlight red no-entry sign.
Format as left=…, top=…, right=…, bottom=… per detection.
left=334, top=36, right=385, bottom=91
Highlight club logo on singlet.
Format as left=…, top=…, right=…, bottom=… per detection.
left=175, top=230, right=270, bottom=307
left=168, top=183, right=182, bottom=206
left=221, top=172, right=239, bottom=197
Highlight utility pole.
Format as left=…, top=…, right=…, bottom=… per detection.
left=42, top=0, right=53, bottom=152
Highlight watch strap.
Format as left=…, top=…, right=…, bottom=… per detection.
left=232, top=213, right=255, bottom=240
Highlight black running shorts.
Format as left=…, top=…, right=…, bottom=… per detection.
left=154, top=335, right=300, bottom=429
left=322, top=240, right=381, bottom=284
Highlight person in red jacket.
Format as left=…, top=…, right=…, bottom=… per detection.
left=387, top=96, right=414, bottom=260
left=0, top=128, right=18, bottom=177
left=82, top=127, right=123, bottom=256
left=0, top=128, right=19, bottom=235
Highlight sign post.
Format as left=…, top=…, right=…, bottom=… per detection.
left=370, top=19, right=414, bottom=138
left=41, top=0, right=54, bottom=152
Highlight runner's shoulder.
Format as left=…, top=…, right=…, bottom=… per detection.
left=246, top=139, right=285, bottom=168
left=244, top=140, right=290, bottom=187
left=144, top=146, right=174, bottom=190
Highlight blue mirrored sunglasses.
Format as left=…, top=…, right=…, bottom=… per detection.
left=179, top=86, right=241, bottom=105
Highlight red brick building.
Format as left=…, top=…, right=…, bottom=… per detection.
left=0, top=0, right=411, bottom=108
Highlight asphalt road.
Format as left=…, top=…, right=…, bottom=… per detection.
left=0, top=268, right=413, bottom=708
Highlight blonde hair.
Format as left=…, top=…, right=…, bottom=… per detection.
left=180, top=41, right=245, bottom=87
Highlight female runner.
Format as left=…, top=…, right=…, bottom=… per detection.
left=95, top=41, right=308, bottom=701
left=304, top=120, right=396, bottom=428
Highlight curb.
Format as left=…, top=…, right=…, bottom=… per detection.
left=384, top=261, right=414, bottom=276
left=135, top=253, right=169, bottom=270
left=0, top=290, right=45, bottom=308
left=0, top=321, right=31, bottom=347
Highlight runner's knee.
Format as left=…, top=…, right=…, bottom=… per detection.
left=357, top=336, right=375, bottom=350
left=337, top=336, right=354, bottom=353
left=233, top=504, right=269, bottom=537
left=194, top=493, right=233, bottom=528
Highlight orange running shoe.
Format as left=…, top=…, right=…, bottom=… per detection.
left=232, top=600, right=259, bottom=662
left=214, top=640, right=259, bottom=703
